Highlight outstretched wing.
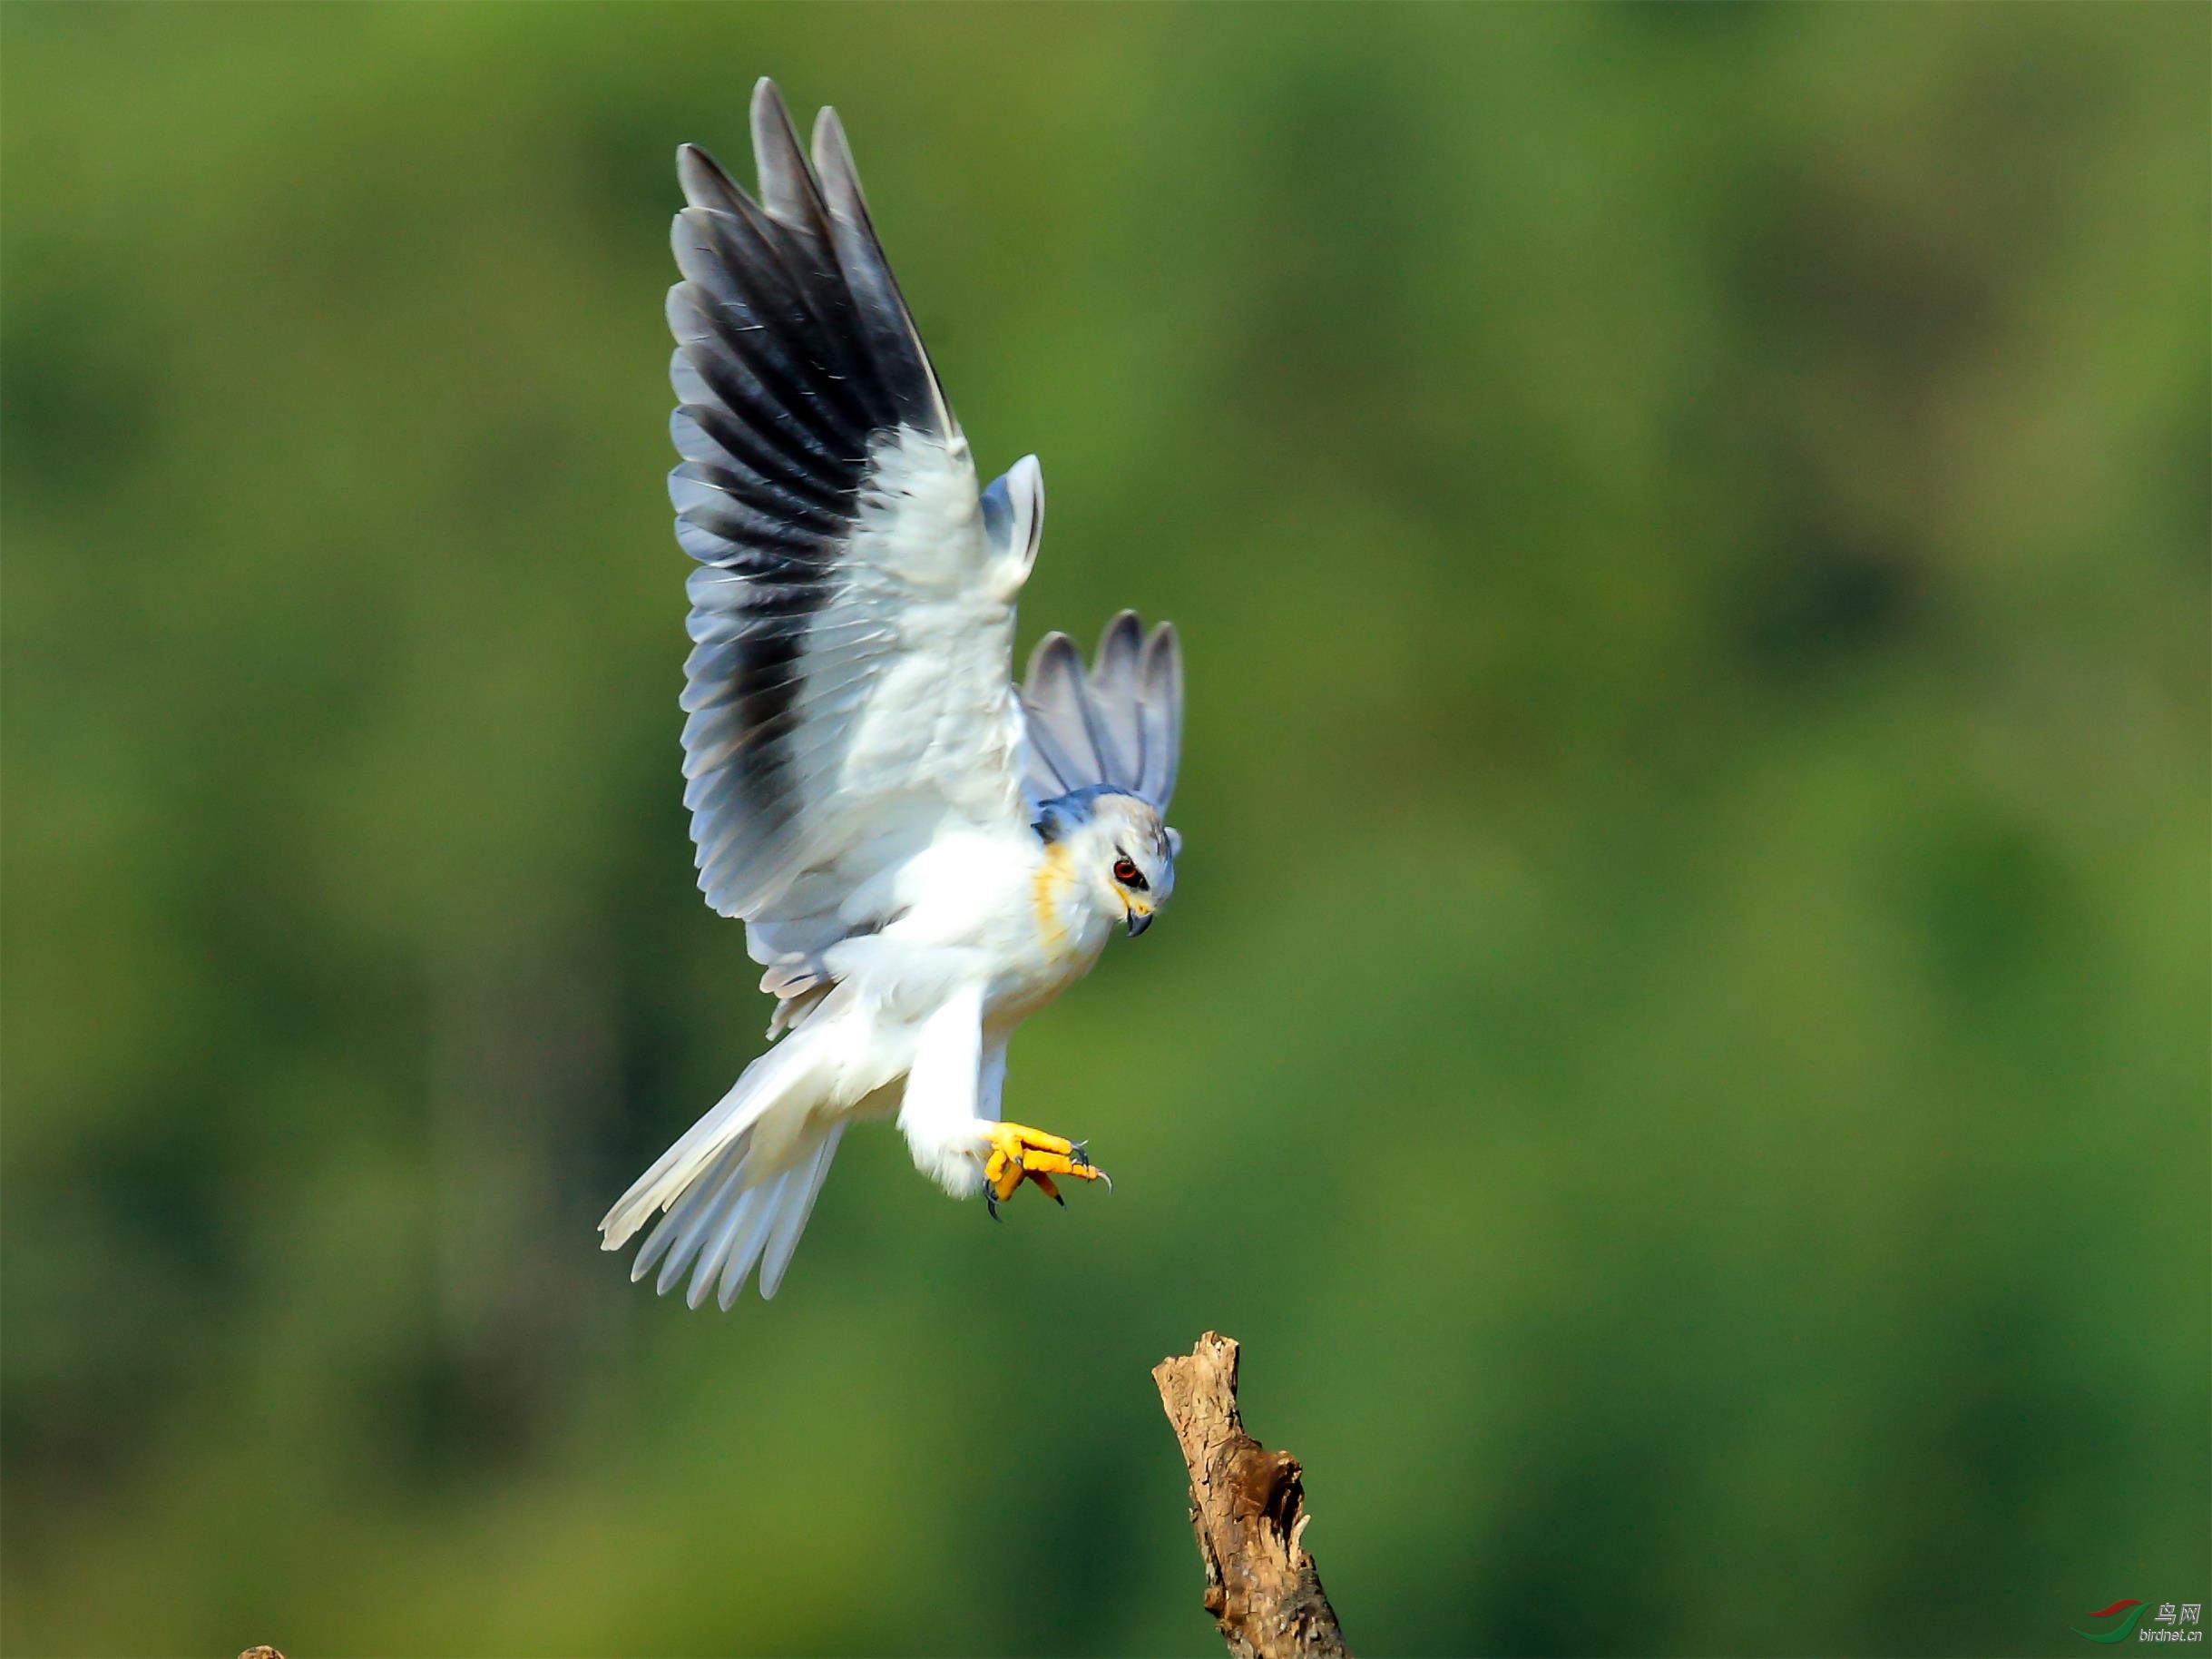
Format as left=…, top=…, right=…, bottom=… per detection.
left=669, top=80, right=1042, bottom=952
left=1021, top=612, right=1184, bottom=814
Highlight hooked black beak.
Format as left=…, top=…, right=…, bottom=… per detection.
left=1125, top=908, right=1152, bottom=937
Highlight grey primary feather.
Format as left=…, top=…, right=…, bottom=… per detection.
left=668, top=78, right=955, bottom=921
left=1136, top=619, right=1184, bottom=806
left=1089, top=611, right=1144, bottom=780
left=810, top=109, right=952, bottom=437
left=1022, top=612, right=1183, bottom=813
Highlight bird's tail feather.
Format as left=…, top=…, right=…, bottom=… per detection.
left=598, top=1033, right=844, bottom=1305
left=627, top=1119, right=846, bottom=1309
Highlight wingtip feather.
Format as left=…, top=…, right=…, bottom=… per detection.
left=749, top=79, right=828, bottom=232
left=675, top=143, right=750, bottom=217
left=1026, top=629, right=1080, bottom=687
left=811, top=107, right=856, bottom=214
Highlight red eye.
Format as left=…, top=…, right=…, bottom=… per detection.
left=1112, top=858, right=1140, bottom=885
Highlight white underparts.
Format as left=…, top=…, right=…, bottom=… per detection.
left=896, top=982, right=993, bottom=1195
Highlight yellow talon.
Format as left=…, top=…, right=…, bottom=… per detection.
left=982, top=1122, right=1108, bottom=1209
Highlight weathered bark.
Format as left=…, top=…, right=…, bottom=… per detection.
left=1152, top=1332, right=1351, bottom=1659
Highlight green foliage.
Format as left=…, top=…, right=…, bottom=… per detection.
left=3, top=5, right=2205, bottom=1654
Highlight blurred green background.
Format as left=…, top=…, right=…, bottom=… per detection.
left=4, top=4, right=2206, bottom=1655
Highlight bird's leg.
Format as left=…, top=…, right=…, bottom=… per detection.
left=982, top=1123, right=1110, bottom=1209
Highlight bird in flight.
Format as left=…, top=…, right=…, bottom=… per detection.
left=600, top=81, right=1185, bottom=1309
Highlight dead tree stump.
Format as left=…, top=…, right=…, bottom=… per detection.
left=1152, top=1332, right=1351, bottom=1659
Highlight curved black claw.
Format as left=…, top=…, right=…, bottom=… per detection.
left=1069, top=1140, right=1112, bottom=1193
left=984, top=1187, right=1001, bottom=1222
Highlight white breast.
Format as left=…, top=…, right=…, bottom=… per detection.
left=821, top=826, right=1106, bottom=1028
left=984, top=837, right=1111, bottom=1026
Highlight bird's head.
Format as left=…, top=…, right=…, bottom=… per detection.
left=1039, top=787, right=1179, bottom=937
